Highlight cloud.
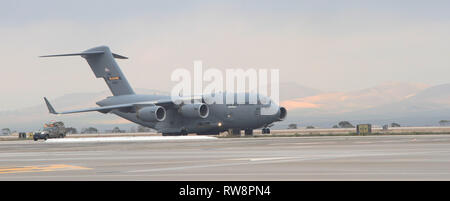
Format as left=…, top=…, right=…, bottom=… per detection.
left=281, top=100, right=321, bottom=110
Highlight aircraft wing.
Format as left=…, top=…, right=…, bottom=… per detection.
left=44, top=96, right=204, bottom=115
left=44, top=97, right=135, bottom=115
left=120, top=95, right=204, bottom=108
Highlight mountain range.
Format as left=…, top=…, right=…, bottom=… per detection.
left=282, top=82, right=450, bottom=128
left=2, top=82, right=450, bottom=132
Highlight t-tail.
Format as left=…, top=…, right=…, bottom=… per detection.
left=40, top=46, right=135, bottom=96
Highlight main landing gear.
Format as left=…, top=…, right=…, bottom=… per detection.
left=262, top=128, right=271, bottom=134
left=228, top=129, right=241, bottom=136
left=162, top=129, right=188, bottom=136
left=227, top=129, right=254, bottom=136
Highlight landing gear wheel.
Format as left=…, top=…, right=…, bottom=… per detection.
left=262, top=128, right=270, bottom=134
left=162, top=133, right=183, bottom=136
left=228, top=129, right=241, bottom=136
left=244, top=129, right=253, bottom=136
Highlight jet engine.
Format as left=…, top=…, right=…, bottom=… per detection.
left=278, top=107, right=287, bottom=120
left=136, top=106, right=166, bottom=122
left=179, top=103, right=209, bottom=118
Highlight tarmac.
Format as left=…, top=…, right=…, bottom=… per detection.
left=1, top=134, right=450, bottom=180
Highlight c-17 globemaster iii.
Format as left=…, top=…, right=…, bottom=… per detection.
left=41, top=46, right=286, bottom=136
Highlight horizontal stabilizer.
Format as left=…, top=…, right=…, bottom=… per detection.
left=40, top=51, right=128, bottom=59
left=40, top=51, right=104, bottom=58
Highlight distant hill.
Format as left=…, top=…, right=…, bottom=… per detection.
left=338, top=83, right=450, bottom=123
left=0, top=83, right=319, bottom=132
left=0, top=89, right=167, bottom=132
left=5, top=82, right=450, bottom=132
left=282, top=82, right=429, bottom=114
left=280, top=82, right=450, bottom=128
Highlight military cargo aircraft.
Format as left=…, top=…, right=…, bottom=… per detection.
left=41, top=46, right=286, bottom=136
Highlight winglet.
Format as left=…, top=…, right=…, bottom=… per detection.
left=44, top=97, right=58, bottom=114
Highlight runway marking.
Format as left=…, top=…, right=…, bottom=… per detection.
left=268, top=142, right=336, bottom=146
left=294, top=142, right=336, bottom=145
left=354, top=141, right=373, bottom=144
left=45, top=136, right=216, bottom=143
left=0, top=164, right=91, bottom=174
left=128, top=150, right=450, bottom=174
left=229, top=157, right=297, bottom=162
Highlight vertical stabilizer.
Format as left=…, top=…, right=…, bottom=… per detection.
left=41, top=46, right=135, bottom=96
left=82, top=46, right=135, bottom=96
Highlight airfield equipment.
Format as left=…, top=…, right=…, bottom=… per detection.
left=356, top=124, right=372, bottom=135
left=33, top=121, right=67, bottom=141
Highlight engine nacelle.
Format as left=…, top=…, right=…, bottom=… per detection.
left=179, top=103, right=209, bottom=118
left=136, top=106, right=166, bottom=122
left=278, top=107, right=287, bottom=121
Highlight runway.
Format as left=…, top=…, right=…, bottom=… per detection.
left=1, top=134, right=450, bottom=180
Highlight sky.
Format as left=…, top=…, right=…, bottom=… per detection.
left=1, top=0, right=450, bottom=110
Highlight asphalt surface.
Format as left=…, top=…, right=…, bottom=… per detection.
left=1, top=135, right=450, bottom=180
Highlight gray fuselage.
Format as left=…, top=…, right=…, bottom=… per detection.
left=41, top=46, right=287, bottom=135
left=96, top=94, right=286, bottom=134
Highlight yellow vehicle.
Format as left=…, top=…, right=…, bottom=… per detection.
left=356, top=124, right=372, bottom=135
